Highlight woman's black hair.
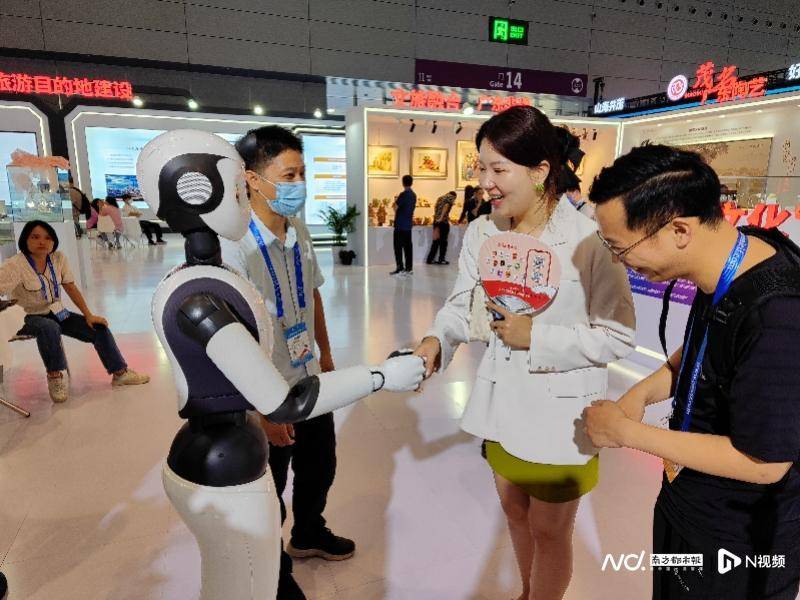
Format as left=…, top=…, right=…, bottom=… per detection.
left=475, top=106, right=581, bottom=202
left=235, top=125, right=303, bottom=171
left=557, top=168, right=582, bottom=195
left=18, top=220, right=59, bottom=255
left=589, top=144, right=723, bottom=234
left=91, top=198, right=102, bottom=213
left=105, top=196, right=119, bottom=208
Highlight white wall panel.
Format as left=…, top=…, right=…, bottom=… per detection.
left=0, top=0, right=41, bottom=18
left=0, top=15, right=45, bottom=50
left=310, top=21, right=412, bottom=58
left=185, top=0, right=308, bottom=19
left=310, top=48, right=412, bottom=81
left=592, top=9, right=667, bottom=38
left=591, top=31, right=663, bottom=59
left=187, top=5, right=308, bottom=46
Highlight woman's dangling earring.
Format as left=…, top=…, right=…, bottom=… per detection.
left=534, top=181, right=545, bottom=194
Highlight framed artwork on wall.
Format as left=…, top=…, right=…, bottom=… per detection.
left=368, top=145, right=400, bottom=177
left=456, top=140, right=479, bottom=189
left=410, top=146, right=448, bottom=179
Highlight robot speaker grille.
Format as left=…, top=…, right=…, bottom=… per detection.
left=176, top=172, right=213, bottom=206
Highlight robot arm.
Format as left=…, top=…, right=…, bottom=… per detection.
left=177, top=293, right=290, bottom=414
left=267, top=354, right=425, bottom=424
left=178, top=294, right=425, bottom=422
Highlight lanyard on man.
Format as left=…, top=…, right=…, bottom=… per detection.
left=249, top=218, right=313, bottom=368
left=664, top=231, right=749, bottom=483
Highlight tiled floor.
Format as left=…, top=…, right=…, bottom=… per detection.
left=0, top=236, right=763, bottom=600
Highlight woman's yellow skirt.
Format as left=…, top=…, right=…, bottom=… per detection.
left=484, top=441, right=599, bottom=503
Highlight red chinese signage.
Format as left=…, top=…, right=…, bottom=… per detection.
left=0, top=72, right=134, bottom=100
left=684, top=61, right=766, bottom=105
left=390, top=89, right=532, bottom=113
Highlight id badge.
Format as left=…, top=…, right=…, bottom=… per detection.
left=284, top=322, right=314, bottom=368
left=52, top=303, right=69, bottom=322
left=664, top=458, right=683, bottom=484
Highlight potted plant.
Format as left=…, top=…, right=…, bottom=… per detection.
left=320, top=204, right=361, bottom=265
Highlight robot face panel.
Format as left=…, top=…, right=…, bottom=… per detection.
left=137, top=130, right=250, bottom=241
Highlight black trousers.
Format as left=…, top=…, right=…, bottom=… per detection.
left=426, top=222, right=450, bottom=263
left=139, top=220, right=163, bottom=242
left=652, top=503, right=800, bottom=600
left=393, top=229, right=413, bottom=271
left=270, top=412, right=337, bottom=573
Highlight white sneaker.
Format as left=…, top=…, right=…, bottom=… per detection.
left=47, top=372, right=68, bottom=403
left=112, top=368, right=150, bottom=387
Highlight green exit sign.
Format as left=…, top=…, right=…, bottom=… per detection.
left=489, top=17, right=529, bottom=45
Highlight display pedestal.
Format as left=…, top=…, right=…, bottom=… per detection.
left=367, top=225, right=466, bottom=266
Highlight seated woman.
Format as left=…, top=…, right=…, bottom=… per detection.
left=100, top=196, right=124, bottom=249
left=0, top=220, right=149, bottom=402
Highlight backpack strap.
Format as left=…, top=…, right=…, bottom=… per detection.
left=705, top=265, right=800, bottom=389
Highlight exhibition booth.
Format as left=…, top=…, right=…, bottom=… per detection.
left=64, top=105, right=346, bottom=232
left=0, top=100, right=86, bottom=287
left=8, top=68, right=800, bottom=370
left=596, top=61, right=800, bottom=367
left=345, top=104, right=622, bottom=269
left=605, top=92, right=800, bottom=366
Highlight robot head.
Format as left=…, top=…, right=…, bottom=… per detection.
left=136, top=130, right=250, bottom=241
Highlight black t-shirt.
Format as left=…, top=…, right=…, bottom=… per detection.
left=394, top=189, right=416, bottom=231
left=657, top=242, right=800, bottom=552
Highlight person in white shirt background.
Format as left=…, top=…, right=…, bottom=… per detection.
left=414, top=106, right=636, bottom=600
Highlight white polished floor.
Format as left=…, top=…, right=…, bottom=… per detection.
left=0, top=236, right=744, bottom=600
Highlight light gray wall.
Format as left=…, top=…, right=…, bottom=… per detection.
left=2, top=0, right=800, bottom=99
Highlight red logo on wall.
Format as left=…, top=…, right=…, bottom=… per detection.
left=390, top=89, right=532, bottom=113
left=0, top=72, right=134, bottom=100
left=684, top=61, right=766, bottom=105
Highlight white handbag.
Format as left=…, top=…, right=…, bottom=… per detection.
left=468, top=216, right=492, bottom=343
left=469, top=283, right=491, bottom=343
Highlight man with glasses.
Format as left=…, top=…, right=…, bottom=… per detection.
left=583, top=144, right=800, bottom=600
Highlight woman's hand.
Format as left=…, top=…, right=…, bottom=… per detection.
left=85, top=314, right=108, bottom=329
left=414, top=336, right=441, bottom=379
left=487, top=302, right=533, bottom=350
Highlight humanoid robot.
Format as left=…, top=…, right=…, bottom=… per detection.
left=136, top=130, right=425, bottom=599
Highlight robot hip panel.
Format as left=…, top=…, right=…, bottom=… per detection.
left=163, top=462, right=281, bottom=600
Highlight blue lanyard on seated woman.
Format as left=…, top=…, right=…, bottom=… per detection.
left=671, top=231, right=748, bottom=432
left=248, top=219, right=306, bottom=324
left=24, top=254, right=70, bottom=321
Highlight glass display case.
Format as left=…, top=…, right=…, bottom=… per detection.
left=5, top=165, right=69, bottom=224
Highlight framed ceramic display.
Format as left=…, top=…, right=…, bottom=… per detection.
left=410, top=146, right=448, bottom=179
left=456, top=140, right=480, bottom=189
left=368, top=145, right=400, bottom=177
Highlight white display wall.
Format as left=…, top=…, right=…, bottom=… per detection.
left=618, top=93, right=800, bottom=366
left=347, top=106, right=620, bottom=267
left=64, top=105, right=343, bottom=205
left=367, top=115, right=480, bottom=225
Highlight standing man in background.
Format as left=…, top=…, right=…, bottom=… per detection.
left=391, top=174, right=416, bottom=276
left=426, top=190, right=456, bottom=265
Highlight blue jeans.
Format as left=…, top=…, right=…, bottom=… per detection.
left=23, top=312, right=127, bottom=374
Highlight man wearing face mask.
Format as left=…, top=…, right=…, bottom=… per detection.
left=221, top=126, right=351, bottom=600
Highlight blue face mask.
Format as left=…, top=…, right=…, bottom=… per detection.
left=254, top=175, right=306, bottom=217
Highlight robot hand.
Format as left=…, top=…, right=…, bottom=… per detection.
left=371, top=350, right=426, bottom=392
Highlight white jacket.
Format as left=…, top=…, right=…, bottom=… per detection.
left=425, top=197, right=636, bottom=465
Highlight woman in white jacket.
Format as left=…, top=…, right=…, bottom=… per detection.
left=415, top=107, right=636, bottom=600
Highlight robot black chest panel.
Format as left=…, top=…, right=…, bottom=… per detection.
left=163, top=277, right=260, bottom=417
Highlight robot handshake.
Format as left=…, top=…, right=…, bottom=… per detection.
left=136, top=129, right=425, bottom=599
